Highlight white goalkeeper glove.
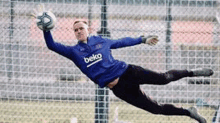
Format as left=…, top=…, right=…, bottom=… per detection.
left=31, top=4, right=56, bottom=31
left=31, top=4, right=47, bottom=20
left=141, top=35, right=159, bottom=46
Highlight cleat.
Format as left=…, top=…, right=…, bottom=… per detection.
left=188, top=107, right=207, bottom=123
left=192, top=68, right=213, bottom=77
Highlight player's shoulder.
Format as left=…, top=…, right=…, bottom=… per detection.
left=89, top=35, right=108, bottom=43
left=89, top=34, right=102, bottom=39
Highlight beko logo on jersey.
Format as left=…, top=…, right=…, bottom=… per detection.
left=84, top=53, right=102, bottom=67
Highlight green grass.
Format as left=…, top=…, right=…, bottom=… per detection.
left=0, top=99, right=216, bottom=123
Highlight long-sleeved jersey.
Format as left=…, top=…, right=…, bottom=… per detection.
left=44, top=31, right=142, bottom=88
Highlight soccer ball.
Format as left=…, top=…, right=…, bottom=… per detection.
left=36, top=11, right=56, bottom=31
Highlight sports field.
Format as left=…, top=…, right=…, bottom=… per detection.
left=1, top=0, right=219, bottom=122
left=0, top=99, right=215, bottom=123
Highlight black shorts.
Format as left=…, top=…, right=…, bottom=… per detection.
left=110, top=64, right=190, bottom=115
left=111, top=64, right=166, bottom=113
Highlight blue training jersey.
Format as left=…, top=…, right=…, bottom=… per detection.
left=43, top=31, right=142, bottom=88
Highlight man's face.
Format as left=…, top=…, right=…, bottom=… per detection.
left=73, top=22, right=89, bottom=42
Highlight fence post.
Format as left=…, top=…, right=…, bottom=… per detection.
left=165, top=0, right=173, bottom=70
left=95, top=0, right=110, bottom=123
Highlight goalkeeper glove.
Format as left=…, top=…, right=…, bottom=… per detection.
left=141, top=35, right=159, bottom=46
left=31, top=4, right=56, bottom=31
left=31, top=4, right=46, bottom=19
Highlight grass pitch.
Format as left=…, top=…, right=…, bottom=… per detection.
left=0, top=99, right=215, bottom=123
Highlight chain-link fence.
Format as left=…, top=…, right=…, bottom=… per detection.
left=0, top=0, right=219, bottom=123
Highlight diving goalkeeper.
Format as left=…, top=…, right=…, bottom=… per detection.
left=34, top=8, right=213, bottom=123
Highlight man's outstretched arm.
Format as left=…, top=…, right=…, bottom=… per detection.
left=43, top=31, right=73, bottom=59
left=108, top=35, right=159, bottom=49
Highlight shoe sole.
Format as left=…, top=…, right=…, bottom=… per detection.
left=193, top=68, right=214, bottom=77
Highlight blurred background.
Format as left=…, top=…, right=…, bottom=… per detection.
left=0, top=0, right=219, bottom=123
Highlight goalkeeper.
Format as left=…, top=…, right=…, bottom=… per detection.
left=34, top=7, right=212, bottom=123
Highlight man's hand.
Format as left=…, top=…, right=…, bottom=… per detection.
left=30, top=4, right=55, bottom=31
left=141, top=35, right=159, bottom=46
left=31, top=4, right=46, bottom=18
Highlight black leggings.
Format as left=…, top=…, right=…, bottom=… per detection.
left=111, top=64, right=191, bottom=116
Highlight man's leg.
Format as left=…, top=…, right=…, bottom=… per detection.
left=126, top=64, right=190, bottom=85
left=111, top=64, right=209, bottom=123
left=112, top=68, right=191, bottom=116
left=112, top=82, right=206, bottom=123
left=127, top=64, right=213, bottom=85
left=111, top=81, right=190, bottom=116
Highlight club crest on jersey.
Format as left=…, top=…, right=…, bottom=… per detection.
left=84, top=53, right=102, bottom=67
